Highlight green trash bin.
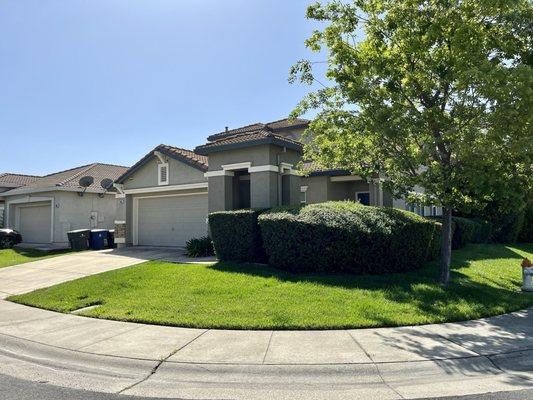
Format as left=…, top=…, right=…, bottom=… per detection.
left=67, top=229, right=90, bottom=250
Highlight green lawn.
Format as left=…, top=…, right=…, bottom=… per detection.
left=8, top=243, right=533, bottom=329
left=0, top=248, right=71, bottom=269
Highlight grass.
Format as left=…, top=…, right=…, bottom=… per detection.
left=0, top=248, right=71, bottom=269
left=8, top=243, right=533, bottom=330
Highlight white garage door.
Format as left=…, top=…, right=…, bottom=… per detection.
left=18, top=204, right=52, bottom=243
left=137, top=194, right=208, bottom=247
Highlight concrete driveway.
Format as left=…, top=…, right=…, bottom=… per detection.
left=0, top=247, right=204, bottom=299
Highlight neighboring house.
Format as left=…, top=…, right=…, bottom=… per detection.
left=114, top=118, right=441, bottom=249
left=1, top=163, right=128, bottom=245
left=0, top=173, right=42, bottom=227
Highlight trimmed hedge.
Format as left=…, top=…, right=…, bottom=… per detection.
left=208, top=210, right=266, bottom=262
left=427, top=216, right=491, bottom=248
left=257, top=202, right=441, bottom=274
left=470, top=218, right=493, bottom=243
left=492, top=211, right=525, bottom=243
left=450, top=217, right=476, bottom=249
left=518, top=200, right=533, bottom=243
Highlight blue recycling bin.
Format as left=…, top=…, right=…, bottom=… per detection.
left=89, top=229, right=108, bottom=250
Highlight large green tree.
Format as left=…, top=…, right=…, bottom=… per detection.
left=290, top=0, right=533, bottom=283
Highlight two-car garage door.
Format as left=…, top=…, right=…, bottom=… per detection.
left=136, top=194, right=208, bottom=247
left=18, top=203, right=52, bottom=243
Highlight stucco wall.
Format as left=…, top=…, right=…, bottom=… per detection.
left=250, top=171, right=278, bottom=209
left=301, top=176, right=372, bottom=204
left=207, top=145, right=301, bottom=171
left=301, top=176, right=329, bottom=204
left=5, top=191, right=117, bottom=244
left=207, top=175, right=233, bottom=212
left=122, top=155, right=206, bottom=190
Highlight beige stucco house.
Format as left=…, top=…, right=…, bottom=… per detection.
left=1, top=163, right=128, bottom=245
left=113, top=118, right=441, bottom=249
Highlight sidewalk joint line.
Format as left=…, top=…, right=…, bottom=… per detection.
left=347, top=331, right=405, bottom=398
left=117, top=328, right=210, bottom=394
left=261, top=330, right=274, bottom=364
left=345, top=330, right=405, bottom=399
left=347, top=330, right=374, bottom=362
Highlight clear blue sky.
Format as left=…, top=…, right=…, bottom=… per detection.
left=0, top=0, right=325, bottom=175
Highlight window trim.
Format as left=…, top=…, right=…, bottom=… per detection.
left=158, top=163, right=169, bottom=186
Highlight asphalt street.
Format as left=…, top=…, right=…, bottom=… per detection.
left=1, top=373, right=533, bottom=400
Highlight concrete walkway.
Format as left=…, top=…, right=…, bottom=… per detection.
left=0, top=250, right=531, bottom=399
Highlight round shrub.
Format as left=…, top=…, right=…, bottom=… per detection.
left=208, top=210, right=266, bottom=262
left=258, top=201, right=441, bottom=274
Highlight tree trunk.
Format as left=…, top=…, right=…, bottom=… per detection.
left=440, top=207, right=452, bottom=284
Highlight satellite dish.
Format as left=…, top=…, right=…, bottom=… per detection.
left=79, top=176, right=94, bottom=188
left=77, top=176, right=94, bottom=197
left=100, top=178, right=114, bottom=191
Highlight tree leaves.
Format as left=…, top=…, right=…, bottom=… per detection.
left=291, top=0, right=532, bottom=213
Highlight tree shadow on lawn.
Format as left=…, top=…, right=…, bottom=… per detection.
left=207, top=245, right=533, bottom=383
left=208, top=244, right=533, bottom=326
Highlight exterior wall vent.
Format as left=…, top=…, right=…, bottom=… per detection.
left=158, top=163, right=169, bottom=186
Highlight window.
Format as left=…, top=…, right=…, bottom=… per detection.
left=356, top=191, right=370, bottom=206
left=158, top=163, right=169, bottom=185
left=300, top=186, right=308, bottom=204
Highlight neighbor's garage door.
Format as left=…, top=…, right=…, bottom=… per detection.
left=137, top=194, right=208, bottom=247
left=18, top=204, right=52, bottom=243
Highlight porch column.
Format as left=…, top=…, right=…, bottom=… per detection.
left=285, top=174, right=301, bottom=206
left=207, top=175, right=234, bottom=212
left=250, top=171, right=278, bottom=209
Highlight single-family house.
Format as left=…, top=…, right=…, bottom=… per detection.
left=1, top=163, right=128, bottom=245
left=113, top=118, right=441, bottom=248
left=0, top=173, right=42, bottom=227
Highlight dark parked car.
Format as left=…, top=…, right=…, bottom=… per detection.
left=0, top=229, right=22, bottom=248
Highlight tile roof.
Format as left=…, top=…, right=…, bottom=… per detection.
left=115, top=144, right=208, bottom=184
left=207, top=118, right=309, bottom=141
left=5, top=163, right=129, bottom=193
left=157, top=144, right=208, bottom=171
left=0, top=173, right=42, bottom=188
left=195, top=128, right=303, bottom=155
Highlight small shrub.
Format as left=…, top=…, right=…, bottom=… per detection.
left=258, top=201, right=441, bottom=274
left=185, top=236, right=214, bottom=258
left=208, top=209, right=266, bottom=262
